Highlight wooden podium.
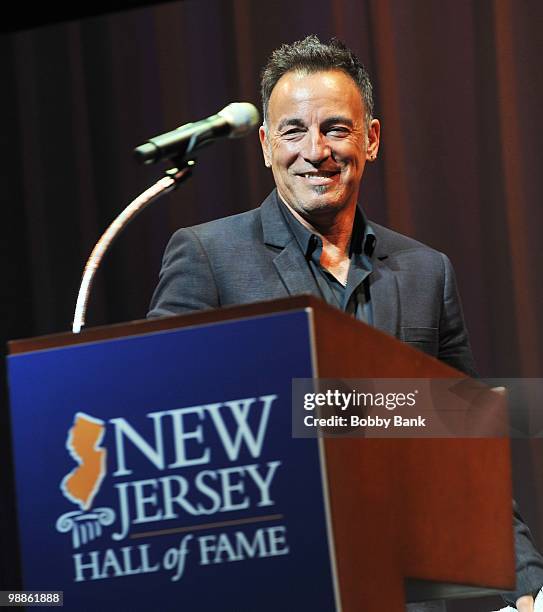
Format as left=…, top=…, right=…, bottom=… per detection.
left=8, top=296, right=515, bottom=611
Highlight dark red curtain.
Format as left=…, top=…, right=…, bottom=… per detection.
left=2, top=1, right=542, bottom=607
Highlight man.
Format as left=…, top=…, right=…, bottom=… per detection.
left=148, top=35, right=543, bottom=611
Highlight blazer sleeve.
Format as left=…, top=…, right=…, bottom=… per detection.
left=501, top=501, right=543, bottom=605
left=438, top=255, right=543, bottom=603
left=147, top=227, right=220, bottom=317
left=437, top=253, right=477, bottom=377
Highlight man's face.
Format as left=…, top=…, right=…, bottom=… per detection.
left=259, top=69, right=379, bottom=222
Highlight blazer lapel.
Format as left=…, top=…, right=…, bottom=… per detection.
left=260, top=191, right=322, bottom=298
left=272, top=242, right=323, bottom=298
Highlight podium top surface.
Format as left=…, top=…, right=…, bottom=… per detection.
left=9, top=295, right=337, bottom=355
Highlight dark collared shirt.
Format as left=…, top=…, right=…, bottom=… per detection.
left=278, top=199, right=376, bottom=324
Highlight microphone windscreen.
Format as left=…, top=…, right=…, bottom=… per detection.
left=218, top=102, right=260, bottom=137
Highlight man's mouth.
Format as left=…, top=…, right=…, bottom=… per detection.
left=297, top=171, right=340, bottom=184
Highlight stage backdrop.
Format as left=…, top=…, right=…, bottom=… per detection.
left=2, top=1, right=542, bottom=609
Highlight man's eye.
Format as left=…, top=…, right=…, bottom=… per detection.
left=327, top=127, right=349, bottom=136
left=282, top=128, right=304, bottom=137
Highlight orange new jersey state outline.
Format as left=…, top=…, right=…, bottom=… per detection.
left=61, top=412, right=106, bottom=510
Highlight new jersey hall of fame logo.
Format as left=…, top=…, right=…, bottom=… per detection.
left=57, top=412, right=113, bottom=550
left=54, top=397, right=291, bottom=584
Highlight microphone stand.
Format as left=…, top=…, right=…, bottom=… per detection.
left=72, top=159, right=195, bottom=334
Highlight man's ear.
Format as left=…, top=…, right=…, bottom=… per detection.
left=259, top=125, right=271, bottom=167
left=366, top=118, right=381, bottom=161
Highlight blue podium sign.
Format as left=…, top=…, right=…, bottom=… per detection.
left=8, top=311, right=339, bottom=611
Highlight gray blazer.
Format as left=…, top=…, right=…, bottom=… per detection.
left=149, top=191, right=475, bottom=373
left=148, top=189, right=543, bottom=605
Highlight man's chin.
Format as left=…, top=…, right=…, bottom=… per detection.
left=310, top=184, right=330, bottom=196
left=301, top=189, right=345, bottom=212
left=278, top=187, right=351, bottom=217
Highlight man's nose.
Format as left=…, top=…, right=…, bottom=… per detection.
left=301, top=130, right=331, bottom=163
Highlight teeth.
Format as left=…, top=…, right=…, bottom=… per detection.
left=304, top=173, right=332, bottom=178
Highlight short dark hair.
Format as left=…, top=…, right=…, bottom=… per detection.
left=260, top=35, right=374, bottom=126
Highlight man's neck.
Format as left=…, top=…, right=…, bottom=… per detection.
left=279, top=194, right=357, bottom=284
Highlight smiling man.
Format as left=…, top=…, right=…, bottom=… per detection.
left=148, top=36, right=543, bottom=611
left=259, top=67, right=379, bottom=292
left=260, top=68, right=377, bottom=221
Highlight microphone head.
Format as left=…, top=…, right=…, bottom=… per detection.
left=218, top=102, right=260, bottom=138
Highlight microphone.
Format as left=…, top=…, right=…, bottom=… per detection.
left=134, top=102, right=260, bottom=165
